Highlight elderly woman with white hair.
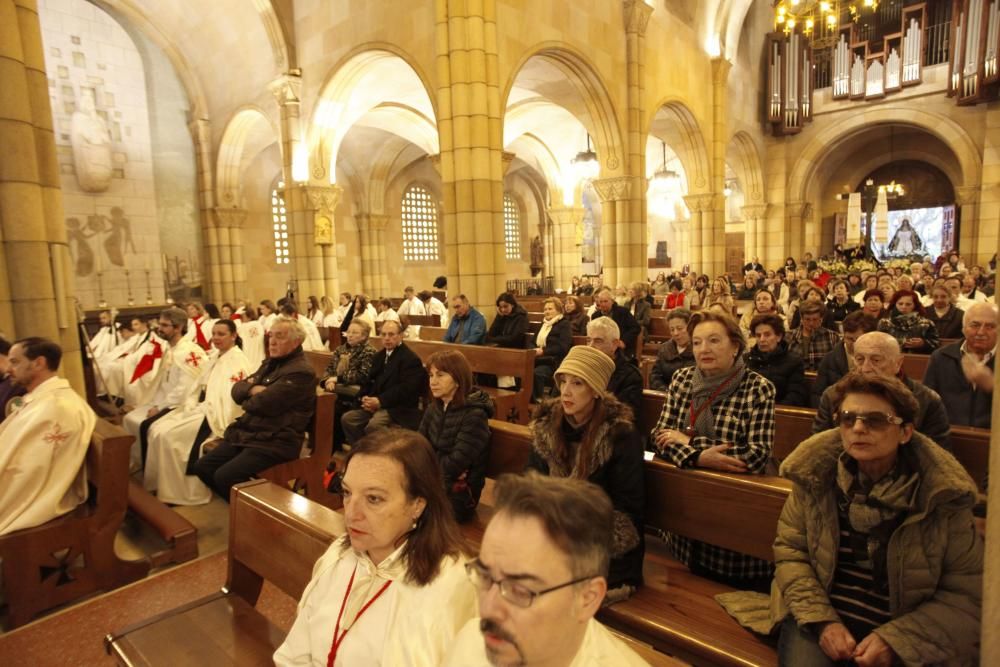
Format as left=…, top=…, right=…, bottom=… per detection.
left=527, top=345, right=645, bottom=601
left=193, top=316, right=317, bottom=500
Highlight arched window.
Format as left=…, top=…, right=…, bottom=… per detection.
left=271, top=183, right=289, bottom=264
left=503, top=193, right=521, bottom=260
left=402, top=184, right=439, bottom=262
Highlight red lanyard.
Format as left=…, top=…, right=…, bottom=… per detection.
left=686, top=369, right=740, bottom=436
left=327, top=565, right=394, bottom=667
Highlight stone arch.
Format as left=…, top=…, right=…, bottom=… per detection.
left=502, top=43, right=626, bottom=178
left=215, top=107, right=278, bottom=207
left=250, top=0, right=292, bottom=70
left=787, top=106, right=982, bottom=203
left=307, top=45, right=439, bottom=183
left=646, top=98, right=712, bottom=193
left=727, top=131, right=765, bottom=203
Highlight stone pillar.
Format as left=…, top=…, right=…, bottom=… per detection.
left=189, top=117, right=219, bottom=301
left=623, top=0, right=654, bottom=279
left=294, top=185, right=342, bottom=299
left=212, top=207, right=248, bottom=300
left=356, top=213, right=390, bottom=298
left=674, top=218, right=689, bottom=270
left=593, top=177, right=632, bottom=287
left=742, top=204, right=770, bottom=266
left=0, top=0, right=82, bottom=390
left=683, top=194, right=715, bottom=276
left=709, top=57, right=732, bottom=279
left=786, top=201, right=811, bottom=262
left=434, top=0, right=506, bottom=313
left=548, top=206, right=584, bottom=291
left=955, top=184, right=982, bottom=262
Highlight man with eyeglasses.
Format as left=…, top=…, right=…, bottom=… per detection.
left=923, top=302, right=997, bottom=429
left=443, top=472, right=648, bottom=666
left=811, top=332, right=951, bottom=450
left=341, top=320, right=427, bottom=443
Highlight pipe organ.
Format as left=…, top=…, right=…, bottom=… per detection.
left=949, top=0, right=1000, bottom=104
left=766, top=30, right=813, bottom=136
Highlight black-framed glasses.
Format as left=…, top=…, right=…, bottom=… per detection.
left=836, top=410, right=904, bottom=431
left=464, top=560, right=597, bottom=609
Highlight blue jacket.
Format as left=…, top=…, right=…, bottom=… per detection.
left=444, top=307, right=487, bottom=345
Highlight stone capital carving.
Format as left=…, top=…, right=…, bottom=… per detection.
left=592, top=176, right=632, bottom=202
left=683, top=193, right=716, bottom=212
left=741, top=204, right=770, bottom=221
left=786, top=201, right=813, bottom=220
left=547, top=207, right=584, bottom=225
left=501, top=151, right=516, bottom=176
left=427, top=153, right=442, bottom=177
left=213, top=207, right=248, bottom=229
left=270, top=73, right=302, bottom=107
left=711, top=57, right=733, bottom=85
left=622, top=0, right=653, bottom=35
left=356, top=213, right=390, bottom=232
left=299, top=184, right=343, bottom=216
left=954, top=184, right=981, bottom=206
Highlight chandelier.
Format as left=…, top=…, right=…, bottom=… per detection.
left=774, top=1, right=880, bottom=36
left=571, top=134, right=600, bottom=182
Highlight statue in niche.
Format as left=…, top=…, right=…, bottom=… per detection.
left=70, top=88, right=113, bottom=193
left=315, top=215, right=333, bottom=245
left=65, top=217, right=96, bottom=276
left=887, top=218, right=924, bottom=257
left=530, top=235, right=544, bottom=267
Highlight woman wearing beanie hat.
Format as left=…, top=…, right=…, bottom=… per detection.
left=650, top=311, right=776, bottom=593
left=526, top=345, right=645, bottom=603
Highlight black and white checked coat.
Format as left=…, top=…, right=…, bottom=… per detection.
left=650, top=365, right=777, bottom=580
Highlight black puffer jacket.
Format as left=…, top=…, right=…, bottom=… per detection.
left=418, top=390, right=495, bottom=519
left=225, top=347, right=316, bottom=455
left=608, top=350, right=642, bottom=417
left=745, top=340, right=809, bottom=407
left=486, top=305, right=528, bottom=348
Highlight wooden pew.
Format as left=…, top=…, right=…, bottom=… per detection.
left=419, top=325, right=447, bottom=341
left=259, top=391, right=337, bottom=506
left=126, top=482, right=198, bottom=568
left=105, top=480, right=345, bottom=665
left=404, top=313, right=441, bottom=327
left=0, top=420, right=150, bottom=629
left=902, top=353, right=930, bottom=381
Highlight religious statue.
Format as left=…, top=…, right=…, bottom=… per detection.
left=530, top=235, right=544, bottom=267
left=315, top=215, right=333, bottom=245
left=887, top=218, right=924, bottom=256
left=70, top=88, right=113, bottom=193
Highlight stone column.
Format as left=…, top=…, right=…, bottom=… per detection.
left=593, top=177, right=632, bottom=287
left=955, top=184, right=982, bottom=262
left=189, top=117, right=219, bottom=301
left=786, top=201, right=811, bottom=262
left=434, top=0, right=506, bottom=313
left=985, top=230, right=1000, bottom=665
left=674, top=218, right=689, bottom=270
left=0, top=0, right=82, bottom=390
left=683, top=194, right=715, bottom=276
left=709, top=57, right=732, bottom=279
left=356, top=213, right=390, bottom=298
left=296, top=184, right=342, bottom=299
left=548, top=206, right=584, bottom=291
left=742, top=204, right=770, bottom=266
left=623, top=0, right=654, bottom=279
left=212, top=207, right=248, bottom=300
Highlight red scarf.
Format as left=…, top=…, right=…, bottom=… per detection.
left=130, top=340, right=163, bottom=383
left=193, top=316, right=211, bottom=351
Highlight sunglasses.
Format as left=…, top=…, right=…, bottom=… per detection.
left=836, top=410, right=904, bottom=431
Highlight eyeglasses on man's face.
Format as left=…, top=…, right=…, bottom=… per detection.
left=464, top=560, right=597, bottom=609
left=836, top=410, right=904, bottom=431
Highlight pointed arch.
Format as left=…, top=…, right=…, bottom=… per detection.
left=646, top=99, right=711, bottom=193
left=216, top=107, right=278, bottom=206
left=727, top=131, right=765, bottom=202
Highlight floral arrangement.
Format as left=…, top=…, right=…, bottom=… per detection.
left=816, top=259, right=849, bottom=275
left=883, top=258, right=915, bottom=272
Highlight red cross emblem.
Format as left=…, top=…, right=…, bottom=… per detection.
left=43, top=425, right=71, bottom=446
left=230, top=371, right=246, bottom=383
left=186, top=352, right=202, bottom=367
left=248, top=328, right=259, bottom=337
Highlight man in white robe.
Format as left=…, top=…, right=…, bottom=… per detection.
left=397, top=286, right=425, bottom=317
left=122, top=322, right=165, bottom=407
left=98, top=317, right=148, bottom=401
left=419, top=290, right=450, bottom=328
left=0, top=338, right=97, bottom=536
left=88, top=310, right=119, bottom=359
left=184, top=301, right=215, bottom=352
left=145, top=320, right=251, bottom=505
left=123, top=307, right=208, bottom=468
left=374, top=299, right=401, bottom=324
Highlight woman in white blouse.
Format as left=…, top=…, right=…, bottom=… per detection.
left=274, top=430, right=476, bottom=667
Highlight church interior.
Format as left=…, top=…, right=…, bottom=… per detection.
left=1, top=0, right=999, bottom=664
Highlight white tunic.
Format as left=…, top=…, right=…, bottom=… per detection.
left=375, top=308, right=400, bottom=323
left=97, top=334, right=145, bottom=399
left=122, top=333, right=165, bottom=407
left=397, top=297, right=425, bottom=317
left=144, top=346, right=252, bottom=505
left=185, top=316, right=216, bottom=351
left=426, top=297, right=449, bottom=327
left=443, top=616, right=651, bottom=667
left=236, top=319, right=266, bottom=371
left=324, top=306, right=350, bottom=328
left=275, top=540, right=476, bottom=667
left=88, top=325, right=119, bottom=359
left=299, top=315, right=325, bottom=352
left=123, top=338, right=208, bottom=467
left=0, top=377, right=97, bottom=536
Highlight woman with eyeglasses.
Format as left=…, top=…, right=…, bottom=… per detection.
left=275, top=429, right=476, bottom=666
left=721, top=372, right=982, bottom=666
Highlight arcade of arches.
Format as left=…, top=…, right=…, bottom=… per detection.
left=1, top=0, right=999, bottom=655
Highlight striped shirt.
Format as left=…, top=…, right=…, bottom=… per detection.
left=828, top=503, right=893, bottom=640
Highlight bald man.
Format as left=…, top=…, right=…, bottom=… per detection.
left=924, top=302, right=997, bottom=429
left=812, top=331, right=951, bottom=450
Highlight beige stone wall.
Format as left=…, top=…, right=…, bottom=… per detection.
left=241, top=144, right=290, bottom=304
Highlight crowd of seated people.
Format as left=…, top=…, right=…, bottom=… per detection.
left=8, top=251, right=994, bottom=664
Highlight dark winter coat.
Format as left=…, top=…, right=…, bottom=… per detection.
left=527, top=397, right=645, bottom=589
left=418, top=390, right=495, bottom=520
left=608, top=350, right=642, bottom=417
left=627, top=299, right=652, bottom=336
left=878, top=312, right=940, bottom=353
left=923, top=341, right=994, bottom=429
left=225, top=347, right=316, bottom=455
left=649, top=340, right=695, bottom=391
left=745, top=340, right=809, bottom=407
left=486, top=305, right=529, bottom=348
left=926, top=305, right=965, bottom=340
left=825, top=296, right=860, bottom=323
left=812, top=342, right=849, bottom=407
left=563, top=310, right=589, bottom=337
left=591, top=303, right=641, bottom=354
left=362, top=342, right=428, bottom=429
left=534, top=318, right=572, bottom=368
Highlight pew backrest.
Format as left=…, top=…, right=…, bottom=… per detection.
left=486, top=419, right=533, bottom=477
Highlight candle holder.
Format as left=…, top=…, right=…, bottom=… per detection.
left=163, top=269, right=174, bottom=304
left=144, top=269, right=153, bottom=305
left=125, top=269, right=135, bottom=306
left=96, top=271, right=108, bottom=308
